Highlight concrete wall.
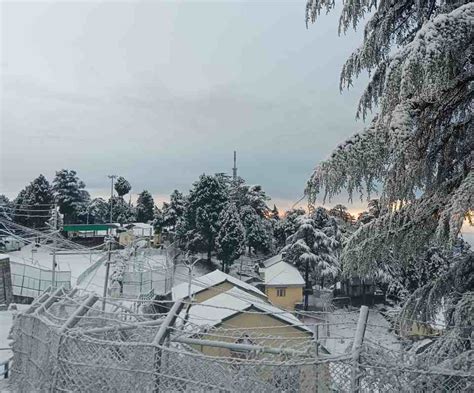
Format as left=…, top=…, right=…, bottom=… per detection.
left=0, top=255, right=13, bottom=306
left=265, top=285, right=303, bottom=310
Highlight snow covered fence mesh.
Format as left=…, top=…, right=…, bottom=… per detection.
left=358, top=341, right=474, bottom=392
left=7, top=289, right=473, bottom=392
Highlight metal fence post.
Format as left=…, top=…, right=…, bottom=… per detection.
left=152, top=300, right=183, bottom=392
left=351, top=305, right=369, bottom=392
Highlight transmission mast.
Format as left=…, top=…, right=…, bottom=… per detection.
left=232, top=151, right=238, bottom=180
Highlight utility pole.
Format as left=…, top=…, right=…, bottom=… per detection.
left=108, top=175, right=117, bottom=224
left=232, top=151, right=237, bottom=180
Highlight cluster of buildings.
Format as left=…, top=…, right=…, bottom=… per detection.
left=61, top=222, right=157, bottom=247
left=167, top=254, right=326, bottom=358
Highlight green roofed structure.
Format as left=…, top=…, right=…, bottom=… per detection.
left=62, top=224, right=117, bottom=232
left=62, top=224, right=118, bottom=246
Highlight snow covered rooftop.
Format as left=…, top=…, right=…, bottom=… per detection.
left=261, top=254, right=283, bottom=268
left=264, top=260, right=305, bottom=286
left=172, top=269, right=266, bottom=300
left=178, top=286, right=312, bottom=333
left=0, top=253, right=9, bottom=260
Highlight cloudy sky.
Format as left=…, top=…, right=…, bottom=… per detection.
left=1, top=0, right=370, bottom=213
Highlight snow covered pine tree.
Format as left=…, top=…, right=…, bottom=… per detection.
left=216, top=203, right=246, bottom=272
left=11, top=175, right=54, bottom=228
left=136, top=190, right=155, bottom=223
left=305, top=0, right=473, bottom=365
left=181, top=174, right=228, bottom=261
left=53, top=169, right=90, bottom=224
left=283, top=211, right=340, bottom=309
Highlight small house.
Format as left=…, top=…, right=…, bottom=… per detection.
left=118, top=223, right=154, bottom=247
left=260, top=254, right=305, bottom=310
left=177, top=286, right=317, bottom=357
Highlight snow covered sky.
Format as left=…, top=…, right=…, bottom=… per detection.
left=1, top=0, right=369, bottom=213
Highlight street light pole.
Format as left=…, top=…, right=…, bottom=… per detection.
left=108, top=175, right=117, bottom=224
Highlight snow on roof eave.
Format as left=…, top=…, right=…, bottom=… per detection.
left=246, top=304, right=313, bottom=334
left=172, top=270, right=266, bottom=300
left=173, top=279, right=266, bottom=301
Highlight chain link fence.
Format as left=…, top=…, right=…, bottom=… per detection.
left=10, top=261, right=71, bottom=299
left=7, top=289, right=473, bottom=392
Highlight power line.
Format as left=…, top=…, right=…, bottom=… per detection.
left=0, top=206, right=54, bottom=212
left=0, top=202, right=55, bottom=207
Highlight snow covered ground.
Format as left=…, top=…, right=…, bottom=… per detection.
left=9, top=243, right=105, bottom=290
left=304, top=308, right=401, bottom=356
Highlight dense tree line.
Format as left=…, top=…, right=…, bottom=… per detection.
left=0, top=171, right=154, bottom=227
left=2, top=170, right=354, bottom=292
left=153, top=174, right=277, bottom=269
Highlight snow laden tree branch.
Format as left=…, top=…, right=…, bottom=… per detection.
left=399, top=252, right=473, bottom=362
left=306, top=2, right=474, bottom=278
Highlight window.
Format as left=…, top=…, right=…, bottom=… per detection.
left=276, top=287, right=286, bottom=297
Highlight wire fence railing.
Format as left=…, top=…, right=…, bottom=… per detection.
left=10, top=261, right=71, bottom=299
left=4, top=287, right=472, bottom=392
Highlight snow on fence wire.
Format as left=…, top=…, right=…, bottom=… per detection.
left=10, top=261, right=71, bottom=299
left=120, top=269, right=165, bottom=298
left=358, top=344, right=474, bottom=392
left=111, top=242, right=179, bottom=298
left=7, top=288, right=473, bottom=392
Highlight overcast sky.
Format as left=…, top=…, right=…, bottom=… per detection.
left=1, top=0, right=370, bottom=212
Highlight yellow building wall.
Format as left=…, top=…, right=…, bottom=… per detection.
left=265, top=286, right=303, bottom=311
left=152, top=233, right=161, bottom=247
left=190, top=312, right=326, bottom=391
left=194, top=282, right=235, bottom=303
left=193, top=311, right=311, bottom=357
